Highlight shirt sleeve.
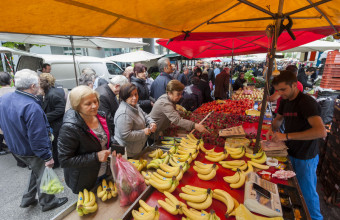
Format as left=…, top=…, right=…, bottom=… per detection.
left=277, top=98, right=285, bottom=116
left=299, top=95, right=321, bottom=119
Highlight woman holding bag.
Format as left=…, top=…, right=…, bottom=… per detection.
left=58, top=86, right=124, bottom=193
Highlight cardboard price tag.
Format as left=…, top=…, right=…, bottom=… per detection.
left=219, top=125, right=246, bottom=138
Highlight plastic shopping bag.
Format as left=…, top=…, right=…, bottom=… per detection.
left=40, top=167, right=64, bottom=194
left=110, top=153, right=146, bottom=206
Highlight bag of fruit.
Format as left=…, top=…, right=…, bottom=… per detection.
left=110, top=152, right=146, bottom=206
left=40, top=167, right=64, bottom=194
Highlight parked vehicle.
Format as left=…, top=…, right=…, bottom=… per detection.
left=16, top=54, right=123, bottom=89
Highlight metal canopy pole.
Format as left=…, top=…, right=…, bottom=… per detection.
left=254, top=0, right=284, bottom=153
left=70, top=36, right=79, bottom=86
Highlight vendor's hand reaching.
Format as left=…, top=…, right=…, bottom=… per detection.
left=97, top=150, right=111, bottom=162
left=266, top=128, right=286, bottom=142
left=150, top=123, right=157, bottom=133
left=45, top=158, right=54, bottom=168
left=195, top=124, right=210, bottom=133
left=265, top=128, right=274, bottom=140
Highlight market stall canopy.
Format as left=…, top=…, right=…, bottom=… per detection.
left=0, top=0, right=339, bottom=38
left=0, top=33, right=146, bottom=49
left=106, top=51, right=164, bottom=63
left=281, top=40, right=340, bottom=52
left=0, top=46, right=38, bottom=56
left=156, top=27, right=334, bottom=58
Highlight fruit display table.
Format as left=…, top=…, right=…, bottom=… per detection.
left=52, top=122, right=311, bottom=220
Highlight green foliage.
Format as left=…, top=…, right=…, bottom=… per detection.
left=2, top=42, right=45, bottom=51
left=149, top=72, right=160, bottom=80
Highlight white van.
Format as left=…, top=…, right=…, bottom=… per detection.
left=16, top=54, right=123, bottom=89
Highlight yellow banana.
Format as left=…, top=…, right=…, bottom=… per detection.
left=221, top=160, right=245, bottom=166
left=197, top=167, right=218, bottom=181
left=164, top=177, right=178, bottom=193
left=200, top=144, right=215, bottom=153
left=223, top=171, right=240, bottom=184
left=225, top=146, right=243, bottom=154
left=245, top=151, right=264, bottom=159
left=182, top=207, right=210, bottom=220
left=229, top=148, right=245, bottom=159
left=164, top=191, right=180, bottom=206
left=179, top=192, right=208, bottom=203
left=151, top=173, right=171, bottom=182
left=213, top=189, right=234, bottom=214
left=187, top=133, right=198, bottom=141
left=193, top=165, right=213, bottom=175
left=187, top=192, right=213, bottom=210
left=142, top=171, right=151, bottom=180
left=147, top=162, right=160, bottom=169
left=149, top=178, right=172, bottom=190
left=145, top=179, right=150, bottom=185
left=184, top=185, right=208, bottom=193
left=206, top=151, right=224, bottom=157
left=182, top=187, right=205, bottom=195
left=169, top=157, right=185, bottom=167
left=159, top=163, right=178, bottom=172
left=139, top=200, right=155, bottom=213
left=85, top=191, right=96, bottom=207
left=108, top=181, right=114, bottom=191
left=251, top=152, right=267, bottom=164
left=230, top=204, right=283, bottom=220
left=111, top=184, right=118, bottom=197
left=101, top=192, right=108, bottom=202
left=158, top=200, right=179, bottom=215
left=244, top=162, right=254, bottom=175
left=76, top=208, right=84, bottom=216
left=139, top=207, right=147, bottom=213
left=169, top=146, right=177, bottom=154
left=84, top=202, right=97, bottom=213
left=132, top=209, right=156, bottom=220
left=102, top=179, right=108, bottom=191
left=83, top=189, right=89, bottom=204
left=230, top=171, right=246, bottom=189
left=231, top=163, right=248, bottom=171
left=97, top=185, right=104, bottom=198
left=248, top=161, right=269, bottom=170
left=157, top=167, right=180, bottom=177
left=107, top=192, right=112, bottom=200
left=77, top=191, right=84, bottom=209
left=205, top=151, right=228, bottom=162
left=176, top=169, right=184, bottom=181
left=194, top=161, right=214, bottom=169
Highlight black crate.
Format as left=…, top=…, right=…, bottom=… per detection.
left=317, top=137, right=328, bottom=175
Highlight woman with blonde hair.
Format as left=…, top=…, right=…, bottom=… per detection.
left=39, top=73, right=66, bottom=168
left=58, top=85, right=124, bottom=193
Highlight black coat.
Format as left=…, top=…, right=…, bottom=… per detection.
left=233, top=77, right=246, bottom=91
left=198, top=79, right=213, bottom=103
left=95, top=84, right=119, bottom=134
left=58, top=110, right=113, bottom=194
left=42, top=87, right=66, bottom=134
left=131, top=76, right=153, bottom=113
left=297, top=71, right=312, bottom=90
left=207, top=68, right=215, bottom=85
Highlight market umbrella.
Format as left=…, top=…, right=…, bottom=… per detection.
left=0, top=0, right=339, bottom=38
left=0, top=33, right=146, bottom=84
left=106, top=51, right=164, bottom=63
left=282, top=40, right=340, bottom=52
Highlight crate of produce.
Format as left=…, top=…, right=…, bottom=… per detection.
left=325, top=51, right=340, bottom=64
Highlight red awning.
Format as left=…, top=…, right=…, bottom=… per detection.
left=157, top=26, right=338, bottom=59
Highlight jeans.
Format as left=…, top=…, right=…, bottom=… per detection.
left=289, top=155, right=323, bottom=220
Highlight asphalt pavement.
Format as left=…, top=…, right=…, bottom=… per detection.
left=0, top=153, right=77, bottom=220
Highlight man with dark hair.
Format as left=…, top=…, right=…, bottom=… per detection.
left=298, top=64, right=313, bottom=90
left=232, top=72, right=246, bottom=91
left=306, top=67, right=317, bottom=84
left=42, top=63, right=51, bottom=73
left=178, top=67, right=190, bottom=86
left=267, top=70, right=326, bottom=220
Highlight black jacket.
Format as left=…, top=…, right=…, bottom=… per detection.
left=42, top=87, right=66, bottom=134
left=207, top=68, right=215, bottom=85
left=95, top=84, right=119, bottom=134
left=233, top=77, right=246, bottom=91
left=297, top=71, right=312, bottom=90
left=58, top=110, right=114, bottom=193
left=131, top=76, right=153, bottom=113
left=198, top=79, right=213, bottom=103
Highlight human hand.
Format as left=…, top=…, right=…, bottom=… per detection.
left=195, top=124, right=210, bottom=133
left=265, top=128, right=274, bottom=141
left=45, top=158, right=54, bottom=168
left=97, top=150, right=111, bottom=162
left=150, top=123, right=157, bottom=132
left=144, top=128, right=151, bottom=135
left=151, top=102, right=154, bottom=106
left=271, top=132, right=286, bottom=142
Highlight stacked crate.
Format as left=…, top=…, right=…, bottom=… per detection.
left=318, top=100, right=340, bottom=205
left=320, top=51, right=340, bottom=90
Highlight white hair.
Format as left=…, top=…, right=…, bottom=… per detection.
left=14, top=69, right=39, bottom=90
left=158, top=57, right=170, bottom=72
left=110, top=75, right=129, bottom=86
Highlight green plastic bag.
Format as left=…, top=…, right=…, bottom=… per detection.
left=40, top=167, right=64, bottom=194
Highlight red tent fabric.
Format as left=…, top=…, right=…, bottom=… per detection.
left=157, top=26, right=338, bottom=59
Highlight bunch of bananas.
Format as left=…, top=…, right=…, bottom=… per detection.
left=128, top=159, right=148, bottom=171
left=147, top=154, right=170, bottom=169
left=148, top=148, right=164, bottom=159
left=205, top=149, right=229, bottom=162
left=229, top=204, right=283, bottom=220
left=132, top=200, right=159, bottom=220
left=157, top=191, right=187, bottom=215
left=222, top=169, right=246, bottom=189
left=212, top=189, right=237, bottom=216
left=169, top=158, right=190, bottom=171
left=76, top=189, right=97, bottom=216
left=149, top=175, right=179, bottom=193
left=199, top=144, right=216, bottom=154
left=193, top=162, right=219, bottom=181
left=245, top=149, right=264, bottom=159
left=219, top=160, right=247, bottom=171
left=225, top=146, right=245, bottom=159
left=182, top=207, right=220, bottom=220
left=179, top=185, right=213, bottom=210
left=96, top=179, right=117, bottom=202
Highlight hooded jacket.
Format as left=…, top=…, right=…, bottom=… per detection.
left=58, top=109, right=112, bottom=193
left=131, top=76, right=153, bottom=113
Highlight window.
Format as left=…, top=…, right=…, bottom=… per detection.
left=106, top=63, right=122, bottom=75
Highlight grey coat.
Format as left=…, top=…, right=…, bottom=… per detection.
left=114, top=101, right=154, bottom=158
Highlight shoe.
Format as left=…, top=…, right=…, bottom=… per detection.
left=42, top=197, right=68, bottom=212
left=20, top=199, right=38, bottom=208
